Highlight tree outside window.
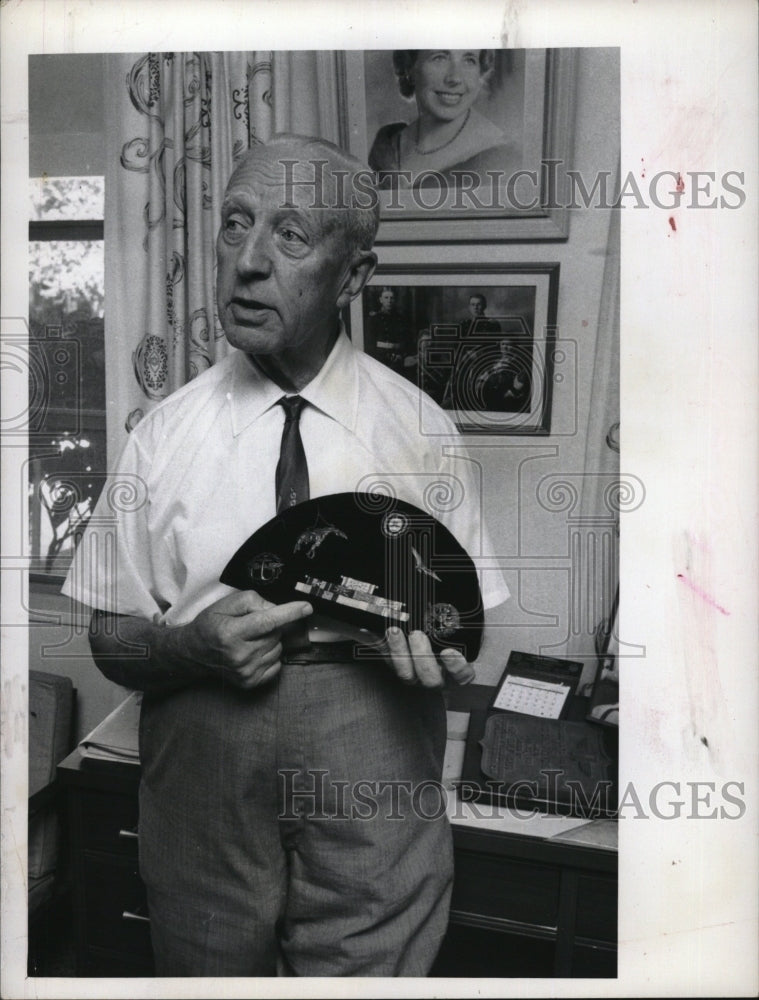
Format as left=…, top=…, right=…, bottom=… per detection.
left=29, top=176, right=106, bottom=576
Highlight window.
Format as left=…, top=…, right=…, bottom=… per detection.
left=29, top=176, right=106, bottom=576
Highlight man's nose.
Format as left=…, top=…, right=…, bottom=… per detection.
left=236, top=226, right=272, bottom=276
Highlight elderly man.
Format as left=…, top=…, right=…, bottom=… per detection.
left=64, top=134, right=508, bottom=977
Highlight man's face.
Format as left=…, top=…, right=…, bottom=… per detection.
left=379, top=289, right=395, bottom=313
left=469, top=296, right=485, bottom=318
left=216, top=147, right=361, bottom=383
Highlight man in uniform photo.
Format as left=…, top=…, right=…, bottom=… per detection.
left=364, top=285, right=412, bottom=375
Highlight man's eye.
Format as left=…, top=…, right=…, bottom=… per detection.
left=280, top=228, right=305, bottom=244
left=224, top=217, right=244, bottom=234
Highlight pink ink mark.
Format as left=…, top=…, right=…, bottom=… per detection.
left=668, top=216, right=677, bottom=232
left=676, top=574, right=730, bottom=616
left=581, top=319, right=589, bottom=327
left=675, top=173, right=685, bottom=193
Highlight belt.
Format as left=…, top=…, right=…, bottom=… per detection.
left=282, top=641, right=385, bottom=665
left=282, top=641, right=357, bottom=665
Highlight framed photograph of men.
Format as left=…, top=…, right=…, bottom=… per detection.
left=342, top=49, right=577, bottom=242
left=353, top=263, right=560, bottom=434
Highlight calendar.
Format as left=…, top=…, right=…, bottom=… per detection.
left=491, top=674, right=571, bottom=719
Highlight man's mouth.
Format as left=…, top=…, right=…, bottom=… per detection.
left=230, top=297, right=274, bottom=323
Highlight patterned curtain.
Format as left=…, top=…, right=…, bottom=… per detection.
left=103, top=50, right=342, bottom=461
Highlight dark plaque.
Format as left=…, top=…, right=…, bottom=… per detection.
left=220, top=492, right=484, bottom=661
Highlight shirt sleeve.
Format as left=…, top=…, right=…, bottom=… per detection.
left=60, top=427, right=164, bottom=620
left=436, top=446, right=510, bottom=613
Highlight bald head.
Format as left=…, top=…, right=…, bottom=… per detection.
left=227, top=134, right=380, bottom=256
left=215, top=133, right=379, bottom=390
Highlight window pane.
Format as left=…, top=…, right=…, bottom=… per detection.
left=29, top=240, right=106, bottom=574
left=28, top=427, right=107, bottom=575
left=30, top=240, right=104, bottom=321
left=30, top=176, right=104, bottom=221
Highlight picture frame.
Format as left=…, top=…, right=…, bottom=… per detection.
left=351, top=263, right=560, bottom=435
left=342, top=49, right=577, bottom=242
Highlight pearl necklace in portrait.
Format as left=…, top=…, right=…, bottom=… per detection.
left=414, top=108, right=471, bottom=155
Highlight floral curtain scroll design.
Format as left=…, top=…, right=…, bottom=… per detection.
left=112, top=51, right=275, bottom=414
left=132, top=332, right=169, bottom=400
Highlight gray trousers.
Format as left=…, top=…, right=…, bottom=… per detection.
left=137, top=656, right=453, bottom=976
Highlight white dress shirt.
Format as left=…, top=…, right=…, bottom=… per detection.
left=63, top=331, right=508, bottom=626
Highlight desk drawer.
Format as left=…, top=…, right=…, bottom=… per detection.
left=452, top=849, right=560, bottom=928
left=571, top=940, right=617, bottom=978
left=78, top=788, right=140, bottom=856
left=432, top=922, right=555, bottom=977
left=80, top=945, right=155, bottom=978
left=575, top=874, right=617, bottom=942
left=82, top=854, right=152, bottom=961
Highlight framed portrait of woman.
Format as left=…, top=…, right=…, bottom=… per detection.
left=342, top=49, right=577, bottom=242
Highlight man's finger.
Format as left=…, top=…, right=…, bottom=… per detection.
left=238, top=600, right=313, bottom=639
left=233, top=658, right=283, bottom=690
left=237, top=634, right=282, bottom=663
left=439, top=647, right=476, bottom=685
left=408, top=630, right=444, bottom=688
left=384, top=627, right=416, bottom=683
left=211, top=589, right=277, bottom=617
left=234, top=641, right=283, bottom=684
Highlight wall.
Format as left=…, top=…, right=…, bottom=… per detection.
left=27, top=47, right=619, bottom=731
left=28, top=583, right=131, bottom=742
left=29, top=53, right=104, bottom=177
left=372, top=48, right=620, bottom=684
left=478, top=47, right=619, bottom=683
left=482, top=46, right=618, bottom=683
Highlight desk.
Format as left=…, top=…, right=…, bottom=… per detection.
left=57, top=684, right=617, bottom=978
left=57, top=750, right=151, bottom=977
left=433, top=683, right=618, bottom=977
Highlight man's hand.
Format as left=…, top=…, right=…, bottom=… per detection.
left=88, top=593, right=313, bottom=696
left=180, top=590, right=313, bottom=690
left=381, top=627, right=475, bottom=688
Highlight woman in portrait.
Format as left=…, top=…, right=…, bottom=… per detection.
left=368, top=49, right=518, bottom=189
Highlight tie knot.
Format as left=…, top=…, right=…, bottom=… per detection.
left=279, top=395, right=306, bottom=423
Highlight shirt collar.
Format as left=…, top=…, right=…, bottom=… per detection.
left=229, top=323, right=359, bottom=437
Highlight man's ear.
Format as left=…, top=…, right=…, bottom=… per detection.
left=336, top=250, right=377, bottom=310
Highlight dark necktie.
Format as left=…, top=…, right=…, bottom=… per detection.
left=275, top=395, right=309, bottom=512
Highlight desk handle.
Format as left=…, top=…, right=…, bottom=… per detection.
left=118, top=827, right=139, bottom=840
left=122, top=909, right=150, bottom=924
